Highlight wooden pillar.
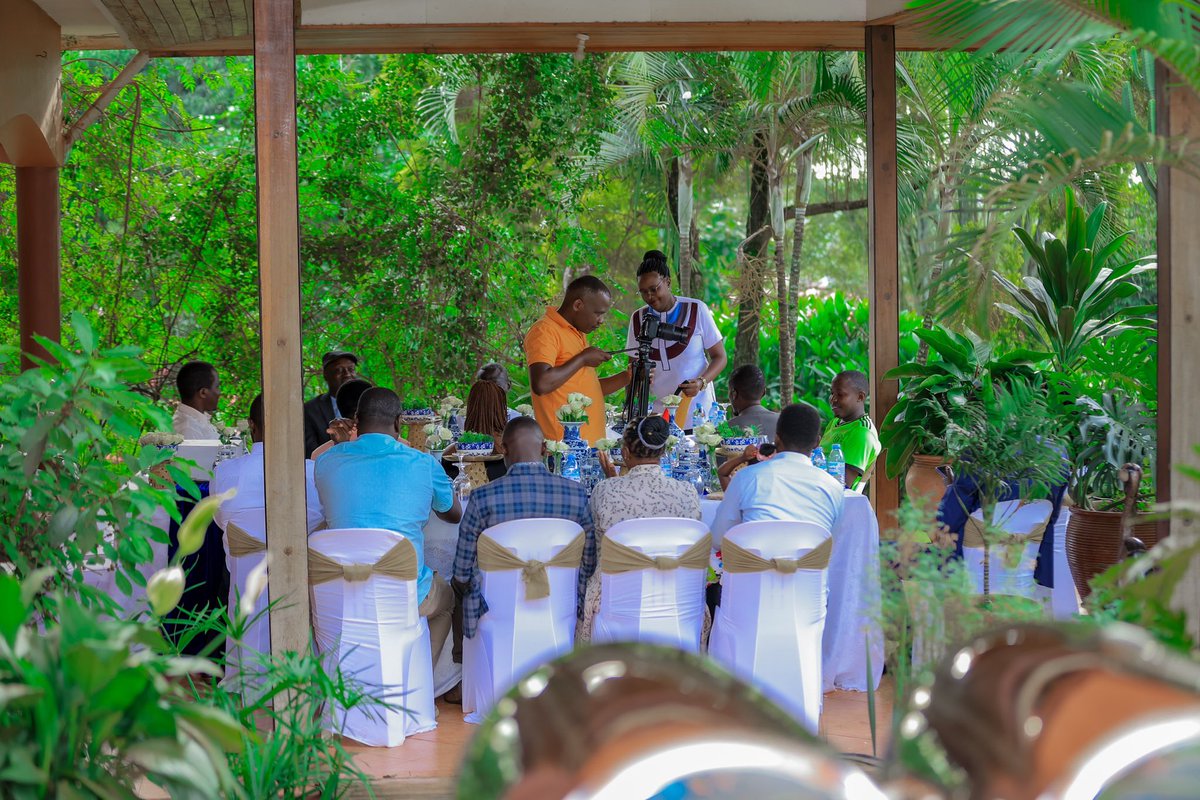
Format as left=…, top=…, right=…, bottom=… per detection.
left=1156, top=64, right=1200, bottom=635
left=253, top=0, right=310, bottom=658
left=16, top=166, right=60, bottom=367
left=865, top=25, right=901, bottom=531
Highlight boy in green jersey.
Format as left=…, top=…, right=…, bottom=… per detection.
left=820, top=370, right=881, bottom=490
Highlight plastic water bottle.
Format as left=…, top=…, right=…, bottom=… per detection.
left=826, top=444, right=845, bottom=485
left=811, top=446, right=826, bottom=471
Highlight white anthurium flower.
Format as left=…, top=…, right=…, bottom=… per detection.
left=424, top=422, right=438, bottom=435
left=665, top=435, right=679, bottom=449
left=516, top=404, right=535, bottom=417
left=661, top=394, right=684, bottom=407
left=239, top=555, right=271, bottom=620
left=545, top=440, right=569, bottom=455
left=437, top=426, right=453, bottom=440
left=146, top=567, right=185, bottom=616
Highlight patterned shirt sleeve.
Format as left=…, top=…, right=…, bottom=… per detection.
left=577, top=493, right=597, bottom=618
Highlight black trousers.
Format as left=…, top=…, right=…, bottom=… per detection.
left=165, top=484, right=231, bottom=658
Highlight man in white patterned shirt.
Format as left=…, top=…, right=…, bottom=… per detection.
left=172, top=361, right=221, bottom=439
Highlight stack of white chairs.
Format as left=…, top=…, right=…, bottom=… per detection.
left=219, top=509, right=271, bottom=689
left=963, top=499, right=1053, bottom=603
left=708, top=520, right=831, bottom=732
left=462, top=518, right=584, bottom=724
left=309, top=528, right=436, bottom=746
left=591, top=518, right=709, bottom=652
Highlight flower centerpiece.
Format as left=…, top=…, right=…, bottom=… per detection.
left=693, top=422, right=723, bottom=449
left=717, top=421, right=759, bottom=449
left=456, top=431, right=495, bottom=457
left=661, top=394, right=684, bottom=408
left=661, top=394, right=686, bottom=437
left=594, top=436, right=622, bottom=456
left=556, top=392, right=593, bottom=423
left=439, top=394, right=465, bottom=434
left=424, top=423, right=454, bottom=453
left=545, top=439, right=569, bottom=475
left=139, top=432, right=184, bottom=451
left=515, top=403, right=535, bottom=418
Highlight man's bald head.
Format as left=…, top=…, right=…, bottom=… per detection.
left=502, top=416, right=546, bottom=466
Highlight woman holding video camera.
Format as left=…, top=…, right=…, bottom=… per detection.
left=626, top=249, right=728, bottom=428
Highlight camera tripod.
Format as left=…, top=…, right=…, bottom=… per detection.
left=620, top=339, right=655, bottom=427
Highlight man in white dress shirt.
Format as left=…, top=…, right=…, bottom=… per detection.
left=213, top=394, right=325, bottom=536
left=172, top=361, right=222, bottom=439
left=711, top=402, right=844, bottom=545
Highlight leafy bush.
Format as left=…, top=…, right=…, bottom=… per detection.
left=0, top=315, right=192, bottom=603
left=0, top=571, right=242, bottom=798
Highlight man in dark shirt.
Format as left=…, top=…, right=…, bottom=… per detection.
left=303, top=351, right=358, bottom=458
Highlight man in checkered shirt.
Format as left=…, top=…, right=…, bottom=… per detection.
left=452, top=416, right=595, bottom=649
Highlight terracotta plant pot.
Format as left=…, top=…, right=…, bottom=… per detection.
left=1065, top=508, right=1159, bottom=600
left=905, top=454, right=949, bottom=509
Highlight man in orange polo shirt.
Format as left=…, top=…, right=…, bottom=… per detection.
left=525, top=275, right=632, bottom=444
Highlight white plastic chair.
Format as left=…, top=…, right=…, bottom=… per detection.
left=462, top=519, right=583, bottom=724
left=220, top=509, right=270, bottom=690
left=963, top=500, right=1053, bottom=602
left=309, top=528, right=436, bottom=746
left=176, top=440, right=222, bottom=480
left=708, top=520, right=831, bottom=732
left=591, top=517, right=709, bottom=652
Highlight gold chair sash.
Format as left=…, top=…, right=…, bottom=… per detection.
left=226, top=522, right=267, bottom=558
left=308, top=538, right=419, bottom=585
left=601, top=533, right=712, bottom=575
left=962, top=504, right=1048, bottom=549
left=720, top=536, right=833, bottom=574
left=476, top=532, right=586, bottom=601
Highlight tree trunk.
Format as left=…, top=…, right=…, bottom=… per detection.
left=916, top=176, right=955, bottom=364
left=677, top=153, right=695, bottom=297
left=734, top=133, right=771, bottom=370
left=769, top=149, right=787, bottom=402
left=782, top=147, right=814, bottom=407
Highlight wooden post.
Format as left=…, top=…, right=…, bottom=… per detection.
left=865, top=25, right=901, bottom=533
left=253, top=0, right=310, bottom=659
left=16, top=166, right=61, bottom=368
left=1156, top=64, right=1200, bottom=636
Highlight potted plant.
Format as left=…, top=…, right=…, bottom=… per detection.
left=716, top=421, right=760, bottom=449
left=1064, top=389, right=1157, bottom=599
left=456, top=430, right=496, bottom=457
left=880, top=326, right=1044, bottom=507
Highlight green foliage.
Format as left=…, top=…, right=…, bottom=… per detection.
left=879, top=326, right=1046, bottom=479
left=1073, top=389, right=1157, bottom=510
left=456, top=431, right=494, bottom=444
left=0, top=571, right=242, bottom=798
left=996, top=188, right=1156, bottom=375
left=716, top=422, right=758, bottom=439
left=0, top=315, right=188, bottom=602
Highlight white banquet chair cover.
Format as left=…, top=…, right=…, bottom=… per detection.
left=708, top=520, right=830, bottom=732
left=309, top=528, right=436, bottom=746
left=963, top=500, right=1053, bottom=602
left=219, top=509, right=270, bottom=690
left=591, top=517, right=709, bottom=652
left=81, top=506, right=171, bottom=618
left=1051, top=508, right=1081, bottom=618
left=462, top=519, right=583, bottom=724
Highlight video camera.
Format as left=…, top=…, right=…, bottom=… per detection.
left=637, top=313, right=689, bottom=346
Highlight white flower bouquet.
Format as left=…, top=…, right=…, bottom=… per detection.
left=593, top=437, right=621, bottom=452
left=692, top=422, right=722, bottom=448
left=661, top=394, right=684, bottom=408
left=544, top=439, right=570, bottom=456
left=139, top=432, right=184, bottom=449
left=665, top=435, right=680, bottom=449
left=556, top=392, right=594, bottom=423
left=424, top=423, right=455, bottom=451
left=516, top=403, right=535, bottom=417
left=438, top=394, right=465, bottom=420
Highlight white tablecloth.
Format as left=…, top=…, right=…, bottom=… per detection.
left=422, top=489, right=884, bottom=696
left=700, top=491, right=884, bottom=693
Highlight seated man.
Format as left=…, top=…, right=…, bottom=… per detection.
left=304, top=350, right=359, bottom=458
left=711, top=402, right=844, bottom=545
left=314, top=387, right=462, bottom=665
left=726, top=365, right=779, bottom=440
left=172, top=360, right=221, bottom=439
left=452, top=416, right=594, bottom=649
left=213, top=394, right=325, bottom=536
left=308, top=378, right=373, bottom=462
left=937, top=460, right=1069, bottom=591
left=819, top=370, right=881, bottom=489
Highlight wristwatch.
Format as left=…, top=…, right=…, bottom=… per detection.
left=696, top=376, right=708, bottom=390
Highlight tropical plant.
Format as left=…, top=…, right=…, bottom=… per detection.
left=879, top=326, right=1046, bottom=478
left=0, top=315, right=191, bottom=605
left=0, top=571, right=242, bottom=798
left=995, top=188, right=1156, bottom=375
left=456, top=431, right=494, bottom=444
left=943, top=378, right=1068, bottom=597
left=1072, top=389, right=1157, bottom=511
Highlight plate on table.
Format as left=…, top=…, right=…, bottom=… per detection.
left=705, top=491, right=724, bottom=501
left=444, top=452, right=505, bottom=463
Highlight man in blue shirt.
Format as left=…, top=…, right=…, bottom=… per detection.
left=314, top=387, right=462, bottom=665
left=453, top=416, right=594, bottom=643
left=711, top=402, right=845, bottom=546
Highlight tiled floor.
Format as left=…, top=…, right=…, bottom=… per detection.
left=344, top=679, right=895, bottom=796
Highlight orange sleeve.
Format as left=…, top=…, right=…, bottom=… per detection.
left=524, top=320, right=559, bottom=367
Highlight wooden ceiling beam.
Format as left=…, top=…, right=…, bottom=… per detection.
left=64, top=16, right=951, bottom=54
